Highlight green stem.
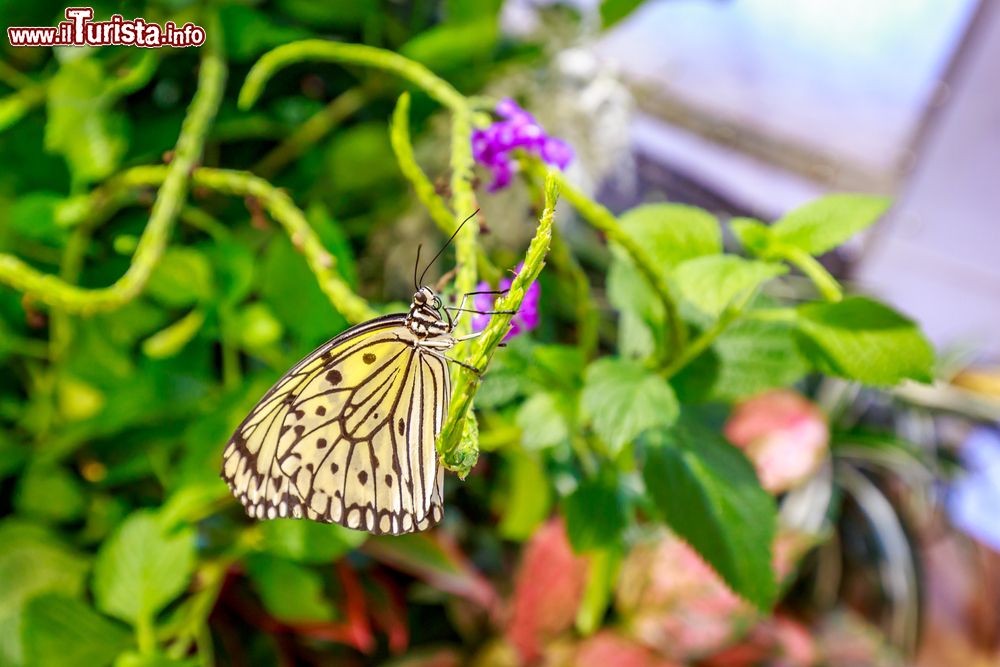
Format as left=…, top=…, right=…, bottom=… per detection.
left=0, top=83, right=46, bottom=132
left=437, top=175, right=559, bottom=475
left=239, top=40, right=466, bottom=113
left=540, top=166, right=687, bottom=364
left=782, top=246, right=843, bottom=302
left=390, top=91, right=496, bottom=280
left=254, top=84, right=369, bottom=178
left=105, top=50, right=159, bottom=99
left=550, top=229, right=598, bottom=359
left=0, top=27, right=226, bottom=314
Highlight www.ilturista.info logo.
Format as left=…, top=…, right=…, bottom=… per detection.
left=8, top=7, right=206, bottom=48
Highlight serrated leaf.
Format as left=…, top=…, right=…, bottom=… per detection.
left=580, top=357, right=678, bottom=454
left=618, top=203, right=721, bottom=267
left=641, top=425, right=777, bottom=610
left=516, top=392, right=572, bottom=450
left=675, top=255, right=786, bottom=318
left=563, top=474, right=627, bottom=552
left=0, top=521, right=89, bottom=666
left=92, top=511, right=196, bottom=626
left=22, top=593, right=131, bottom=667
left=772, top=194, right=890, bottom=255
left=246, top=554, right=335, bottom=623
left=260, top=518, right=366, bottom=564
left=672, top=318, right=809, bottom=403
left=795, top=296, right=934, bottom=385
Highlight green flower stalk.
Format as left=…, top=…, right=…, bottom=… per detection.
left=437, top=174, right=560, bottom=476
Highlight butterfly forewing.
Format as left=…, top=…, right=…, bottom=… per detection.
left=221, top=314, right=448, bottom=534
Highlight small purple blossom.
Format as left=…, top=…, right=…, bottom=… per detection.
left=471, top=263, right=540, bottom=341
left=949, top=426, right=1000, bottom=551
left=471, top=98, right=574, bottom=192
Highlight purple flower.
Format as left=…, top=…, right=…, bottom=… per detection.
left=470, top=263, right=540, bottom=341
left=471, top=98, right=574, bottom=192
left=948, top=427, right=1000, bottom=551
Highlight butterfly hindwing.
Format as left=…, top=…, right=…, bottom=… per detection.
left=221, top=314, right=447, bottom=534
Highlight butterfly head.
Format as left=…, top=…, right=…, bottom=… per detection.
left=406, top=286, right=449, bottom=337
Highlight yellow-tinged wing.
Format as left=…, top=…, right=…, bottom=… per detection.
left=221, top=314, right=447, bottom=535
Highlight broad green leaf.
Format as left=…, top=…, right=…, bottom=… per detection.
left=672, top=318, right=809, bottom=403
left=219, top=5, right=311, bottom=62
left=517, top=392, right=572, bottom=450
left=675, top=255, right=786, bottom=318
left=446, top=0, right=504, bottom=22
left=730, top=217, right=774, bottom=257
left=45, top=59, right=128, bottom=183
left=795, top=297, right=934, bottom=385
left=22, top=594, right=131, bottom=667
left=141, top=309, right=205, bottom=359
left=15, top=463, right=86, bottom=523
left=562, top=473, right=627, bottom=552
left=0, top=521, right=89, bottom=666
left=92, top=511, right=196, bottom=626
left=575, top=546, right=622, bottom=635
left=260, top=518, right=366, bottom=564
left=618, top=203, right=721, bottom=268
left=497, top=450, right=552, bottom=541
left=246, top=554, right=335, bottom=623
left=146, top=247, right=214, bottom=307
left=642, top=425, right=777, bottom=610
left=401, top=18, right=498, bottom=71
left=772, top=194, right=890, bottom=256
left=601, top=0, right=647, bottom=28
left=10, top=193, right=68, bottom=246
left=260, top=234, right=347, bottom=347
left=580, top=357, right=678, bottom=454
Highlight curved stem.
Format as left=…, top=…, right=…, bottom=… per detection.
left=783, top=246, right=843, bottom=302
left=239, top=40, right=466, bottom=113
left=0, top=27, right=226, bottom=314
left=543, top=166, right=686, bottom=363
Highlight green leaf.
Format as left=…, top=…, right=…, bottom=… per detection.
left=0, top=521, right=89, bottom=666
left=145, top=248, right=214, bottom=307
left=219, top=5, right=311, bottom=63
left=516, top=392, right=572, bottom=450
left=446, top=0, right=504, bottom=22
left=729, top=217, right=774, bottom=257
left=575, top=546, right=622, bottom=636
left=141, top=309, right=205, bottom=359
left=92, top=511, right=196, bottom=626
left=259, top=519, right=366, bottom=564
left=45, top=59, right=128, bottom=183
left=114, top=652, right=197, bottom=667
left=619, top=203, right=721, bottom=267
left=22, top=594, right=131, bottom=667
left=580, top=357, right=678, bottom=455
left=642, top=424, right=777, bottom=610
left=600, top=0, right=647, bottom=28
left=562, top=474, right=627, bottom=552
left=772, top=194, right=890, bottom=256
left=401, top=19, right=498, bottom=71
left=15, top=463, right=86, bottom=523
left=675, top=255, right=786, bottom=318
left=325, top=122, right=399, bottom=196
left=497, top=450, right=552, bottom=541
left=672, top=318, right=809, bottom=403
left=794, top=296, right=934, bottom=385
left=10, top=193, right=69, bottom=246
left=246, top=554, right=335, bottom=623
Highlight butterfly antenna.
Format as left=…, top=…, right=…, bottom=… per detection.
left=413, top=244, right=423, bottom=291
left=418, top=209, right=479, bottom=287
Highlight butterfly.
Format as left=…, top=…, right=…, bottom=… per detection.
left=221, top=214, right=508, bottom=535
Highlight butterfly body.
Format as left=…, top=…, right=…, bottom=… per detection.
left=222, top=287, right=456, bottom=535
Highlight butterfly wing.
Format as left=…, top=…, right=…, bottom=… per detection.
left=221, top=314, right=447, bottom=534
